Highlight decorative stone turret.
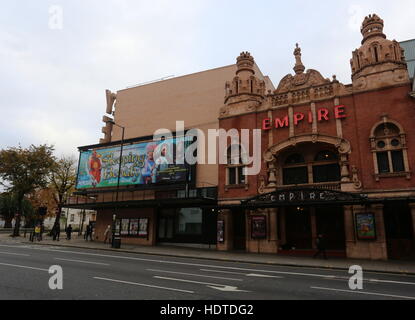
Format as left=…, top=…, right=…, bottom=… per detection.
left=221, top=52, right=266, bottom=118
left=293, top=43, right=305, bottom=75
left=351, top=14, right=409, bottom=91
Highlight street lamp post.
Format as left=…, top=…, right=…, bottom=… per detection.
left=109, top=121, right=125, bottom=248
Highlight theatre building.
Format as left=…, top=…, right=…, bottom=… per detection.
left=67, top=14, right=415, bottom=260
left=218, top=14, right=415, bottom=260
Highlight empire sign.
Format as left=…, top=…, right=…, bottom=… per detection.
left=262, top=105, right=347, bottom=130
left=245, top=188, right=368, bottom=206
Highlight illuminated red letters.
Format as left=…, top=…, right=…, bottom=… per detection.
left=335, top=105, right=347, bottom=119
left=262, top=105, right=347, bottom=131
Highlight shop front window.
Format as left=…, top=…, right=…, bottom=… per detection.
left=175, top=208, right=202, bottom=235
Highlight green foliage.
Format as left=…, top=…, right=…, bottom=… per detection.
left=0, top=144, right=56, bottom=196
left=0, top=193, right=35, bottom=228
left=0, top=144, right=55, bottom=234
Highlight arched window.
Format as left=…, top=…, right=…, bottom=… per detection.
left=371, top=122, right=408, bottom=177
left=282, top=149, right=341, bottom=186
left=226, top=145, right=247, bottom=186
left=285, top=154, right=305, bottom=165
left=283, top=153, right=308, bottom=185
left=313, top=150, right=341, bottom=183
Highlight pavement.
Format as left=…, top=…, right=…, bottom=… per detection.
left=1, top=232, right=415, bottom=276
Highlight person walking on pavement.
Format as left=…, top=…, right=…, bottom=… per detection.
left=313, top=234, right=328, bottom=260
left=52, top=223, right=60, bottom=241
left=66, top=224, right=73, bottom=240
left=85, top=224, right=93, bottom=241
left=34, top=224, right=41, bottom=242
left=103, top=225, right=112, bottom=244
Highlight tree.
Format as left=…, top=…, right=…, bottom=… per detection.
left=0, top=193, right=35, bottom=228
left=0, top=144, right=55, bottom=236
left=0, top=193, right=16, bottom=228
left=50, top=156, right=77, bottom=229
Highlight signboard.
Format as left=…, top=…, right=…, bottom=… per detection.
left=251, top=216, right=267, bottom=239
left=245, top=188, right=367, bottom=206
left=121, top=219, right=130, bottom=235
left=217, top=220, right=225, bottom=243
left=262, top=105, right=347, bottom=131
left=129, top=219, right=139, bottom=236
left=76, top=136, right=193, bottom=189
left=139, top=218, right=149, bottom=237
left=355, top=213, right=376, bottom=240
left=114, top=219, right=121, bottom=236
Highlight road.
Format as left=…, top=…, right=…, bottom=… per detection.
left=0, top=238, right=414, bottom=300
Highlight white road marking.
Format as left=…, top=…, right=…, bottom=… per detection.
left=154, top=276, right=250, bottom=293
left=0, top=251, right=30, bottom=257
left=147, top=269, right=243, bottom=281
left=0, top=262, right=48, bottom=272
left=54, top=258, right=110, bottom=266
left=2, top=243, right=415, bottom=283
left=19, top=247, right=339, bottom=279
left=311, top=286, right=415, bottom=300
left=93, top=277, right=194, bottom=294
left=367, top=279, right=415, bottom=286
left=200, top=269, right=283, bottom=279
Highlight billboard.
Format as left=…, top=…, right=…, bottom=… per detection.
left=76, top=136, right=193, bottom=189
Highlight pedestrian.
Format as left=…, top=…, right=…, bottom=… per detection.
left=66, top=224, right=73, bottom=240
left=34, top=224, right=41, bottom=242
left=313, top=234, right=328, bottom=259
left=103, top=225, right=112, bottom=244
left=85, top=224, right=93, bottom=241
left=52, top=223, right=60, bottom=241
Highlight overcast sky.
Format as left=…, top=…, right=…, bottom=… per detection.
left=1, top=0, right=414, bottom=158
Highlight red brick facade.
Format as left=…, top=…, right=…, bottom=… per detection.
left=217, top=14, right=415, bottom=260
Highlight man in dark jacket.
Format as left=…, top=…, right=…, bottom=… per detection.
left=52, top=223, right=60, bottom=241
left=66, top=225, right=73, bottom=240
left=313, top=234, right=328, bottom=259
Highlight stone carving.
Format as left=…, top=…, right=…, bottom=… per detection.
left=275, top=69, right=331, bottom=94
left=351, top=165, right=363, bottom=190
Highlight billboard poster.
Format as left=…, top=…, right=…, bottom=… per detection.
left=76, top=136, right=193, bottom=189
left=139, top=218, right=149, bottom=237
left=129, top=219, right=139, bottom=236
left=217, top=220, right=225, bottom=243
left=251, top=216, right=267, bottom=239
left=114, top=219, right=121, bottom=236
left=121, top=219, right=130, bottom=235
left=355, top=213, right=376, bottom=240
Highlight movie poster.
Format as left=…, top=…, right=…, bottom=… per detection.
left=76, top=136, right=193, bottom=189
left=139, top=218, right=149, bottom=237
left=114, top=219, right=121, bottom=236
left=355, top=213, right=376, bottom=240
left=217, top=220, right=224, bottom=243
left=121, top=219, right=130, bottom=235
left=129, top=219, right=139, bottom=236
left=251, top=216, right=267, bottom=239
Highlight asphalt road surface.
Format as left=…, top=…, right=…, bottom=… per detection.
left=0, top=238, right=414, bottom=300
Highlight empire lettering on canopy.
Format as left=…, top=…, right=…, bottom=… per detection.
left=262, top=105, right=347, bottom=130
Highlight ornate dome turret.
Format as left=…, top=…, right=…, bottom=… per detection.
left=350, top=14, right=409, bottom=91
left=361, top=14, right=386, bottom=45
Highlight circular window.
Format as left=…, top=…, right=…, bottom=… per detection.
left=391, top=139, right=400, bottom=147
left=377, top=141, right=386, bottom=149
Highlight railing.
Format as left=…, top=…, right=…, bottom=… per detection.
left=279, top=182, right=341, bottom=191
left=272, top=84, right=335, bottom=106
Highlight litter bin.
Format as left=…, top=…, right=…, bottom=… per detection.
left=112, top=237, right=121, bottom=249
